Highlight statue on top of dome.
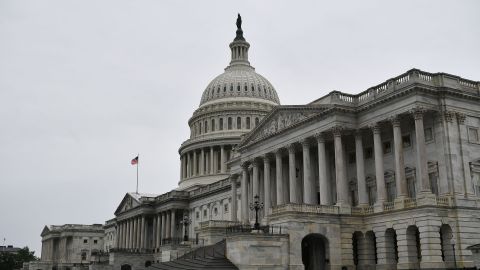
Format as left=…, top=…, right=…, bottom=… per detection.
left=236, top=14, right=242, bottom=30
left=234, top=13, right=245, bottom=41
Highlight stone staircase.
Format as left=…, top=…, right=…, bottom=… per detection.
left=150, top=240, right=238, bottom=270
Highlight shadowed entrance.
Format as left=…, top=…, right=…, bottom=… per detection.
left=302, top=233, right=329, bottom=270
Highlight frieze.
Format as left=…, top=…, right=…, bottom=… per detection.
left=253, top=110, right=318, bottom=142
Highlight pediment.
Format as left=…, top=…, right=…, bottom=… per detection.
left=239, top=105, right=329, bottom=148
left=114, top=193, right=141, bottom=215
left=40, top=226, right=50, bottom=237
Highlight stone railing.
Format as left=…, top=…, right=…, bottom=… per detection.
left=188, top=178, right=231, bottom=197
left=404, top=198, right=417, bottom=208
left=316, top=69, right=479, bottom=106
left=155, top=190, right=189, bottom=202
left=199, top=220, right=240, bottom=229
left=271, top=203, right=339, bottom=215
left=351, top=206, right=374, bottom=215
left=383, top=201, right=395, bottom=211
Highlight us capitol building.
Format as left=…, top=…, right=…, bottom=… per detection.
left=29, top=16, right=480, bottom=270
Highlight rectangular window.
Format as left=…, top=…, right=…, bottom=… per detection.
left=407, top=177, right=416, bottom=198
left=203, top=209, right=207, bottom=217
left=228, top=117, right=232, bottom=130
left=93, top=240, right=98, bottom=244
left=83, top=239, right=88, bottom=244
left=219, top=118, right=224, bottom=131
left=383, top=141, right=392, bottom=154
left=424, top=127, right=433, bottom=142
left=236, top=117, right=242, bottom=129
left=224, top=204, right=229, bottom=212
left=196, top=212, right=199, bottom=219
left=246, top=117, right=251, bottom=129
left=211, top=119, right=215, bottom=132
left=468, top=127, right=479, bottom=143
left=364, top=147, right=373, bottom=159
left=402, top=134, right=411, bottom=148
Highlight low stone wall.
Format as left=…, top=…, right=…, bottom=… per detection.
left=109, top=252, right=154, bottom=270
left=226, top=233, right=289, bottom=270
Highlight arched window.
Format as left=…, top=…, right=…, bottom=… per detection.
left=217, top=87, right=220, bottom=94
left=219, top=118, right=224, bottom=131
left=237, top=84, right=240, bottom=91
left=223, top=85, right=226, bottom=92
left=246, top=117, right=251, bottom=129
left=199, top=122, right=202, bottom=134
left=255, top=117, right=259, bottom=126
left=211, top=119, right=215, bottom=132
left=204, top=121, right=208, bottom=133
left=237, top=117, right=242, bottom=129
left=228, top=117, right=232, bottom=130
left=230, top=84, right=233, bottom=91
left=244, top=84, right=248, bottom=91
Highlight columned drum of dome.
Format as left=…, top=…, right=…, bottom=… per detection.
left=178, top=16, right=280, bottom=190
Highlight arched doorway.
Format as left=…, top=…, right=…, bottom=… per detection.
left=121, top=264, right=132, bottom=270
left=406, top=225, right=421, bottom=269
left=385, top=228, right=399, bottom=267
left=440, top=224, right=455, bottom=268
left=302, top=234, right=329, bottom=270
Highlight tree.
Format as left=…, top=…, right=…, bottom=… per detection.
left=0, top=247, right=38, bottom=270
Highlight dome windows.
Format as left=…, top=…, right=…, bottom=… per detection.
left=228, top=117, right=233, bottom=130
left=236, top=117, right=242, bottom=129
left=219, top=118, right=224, bottom=131
left=246, top=117, right=251, bottom=129
left=204, top=121, right=208, bottom=133
left=211, top=119, right=215, bottom=132
left=255, top=117, right=259, bottom=126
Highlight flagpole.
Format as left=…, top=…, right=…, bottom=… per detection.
left=136, top=153, right=139, bottom=194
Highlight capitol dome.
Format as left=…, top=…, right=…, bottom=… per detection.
left=178, top=15, right=280, bottom=190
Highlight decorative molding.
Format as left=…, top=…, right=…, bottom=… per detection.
left=410, top=106, right=426, bottom=120
left=287, top=143, right=297, bottom=153
left=456, top=112, right=466, bottom=125
left=389, top=115, right=401, bottom=127
left=441, top=110, right=455, bottom=123
left=254, top=111, right=318, bottom=142
left=314, top=132, right=325, bottom=142
left=331, top=125, right=344, bottom=137
left=369, top=123, right=381, bottom=134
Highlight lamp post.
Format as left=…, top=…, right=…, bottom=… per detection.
left=180, top=215, right=191, bottom=241
left=249, top=195, right=264, bottom=230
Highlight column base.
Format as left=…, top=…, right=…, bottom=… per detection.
left=394, top=196, right=407, bottom=210
left=417, top=191, right=437, bottom=206
left=335, top=202, right=352, bottom=214
left=374, top=201, right=384, bottom=213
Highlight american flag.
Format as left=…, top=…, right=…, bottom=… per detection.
left=131, top=156, right=138, bottom=165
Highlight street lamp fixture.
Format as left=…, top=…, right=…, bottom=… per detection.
left=249, top=195, right=264, bottom=230
left=180, top=215, right=192, bottom=241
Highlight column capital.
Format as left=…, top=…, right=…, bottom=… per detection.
left=456, top=112, right=466, bottom=125
left=354, top=129, right=363, bottom=138
left=262, top=154, right=272, bottom=162
left=314, top=132, right=325, bottom=142
left=369, top=123, right=381, bottom=134
left=440, top=110, right=455, bottom=123
left=241, top=162, right=249, bottom=170
left=301, top=139, right=311, bottom=148
left=331, top=125, right=343, bottom=137
left=274, top=148, right=284, bottom=157
left=287, top=143, right=296, bottom=153
left=388, top=115, right=402, bottom=127
left=410, top=106, right=426, bottom=120
left=251, top=159, right=260, bottom=167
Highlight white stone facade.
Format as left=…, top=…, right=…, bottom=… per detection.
left=47, top=18, right=480, bottom=270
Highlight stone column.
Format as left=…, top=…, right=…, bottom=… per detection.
left=457, top=113, right=475, bottom=196
left=187, top=152, right=192, bottom=178
left=128, top=219, right=133, bottom=249
left=419, top=224, right=443, bottom=269
left=161, top=212, right=166, bottom=244
left=355, top=131, right=368, bottom=206
left=302, top=140, right=315, bottom=204
left=241, top=163, right=249, bottom=223
left=180, top=156, right=184, bottom=181
left=372, top=124, right=387, bottom=204
left=231, top=176, right=238, bottom=222
left=333, top=127, right=348, bottom=205
left=316, top=134, right=332, bottom=205
left=412, top=108, right=431, bottom=193
left=220, top=145, right=226, bottom=173
left=199, top=148, right=205, bottom=175
left=115, top=224, right=121, bottom=248
left=165, top=211, right=171, bottom=239
left=121, top=222, right=125, bottom=248
left=140, top=216, right=145, bottom=249
left=152, top=216, right=157, bottom=249
left=263, top=155, right=271, bottom=216
left=275, top=149, right=284, bottom=205
left=156, top=214, right=161, bottom=249
left=252, top=161, right=259, bottom=197
left=392, top=116, right=408, bottom=198
left=170, top=210, right=176, bottom=239
left=287, top=144, right=298, bottom=203
left=210, top=147, right=215, bottom=174
left=193, top=151, right=197, bottom=176
left=133, top=217, right=138, bottom=249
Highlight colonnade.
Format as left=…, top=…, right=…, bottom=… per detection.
left=180, top=145, right=233, bottom=180
left=115, top=210, right=179, bottom=251
left=231, top=109, right=432, bottom=223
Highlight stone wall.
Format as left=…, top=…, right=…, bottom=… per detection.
left=226, top=234, right=289, bottom=270
left=108, top=252, right=154, bottom=270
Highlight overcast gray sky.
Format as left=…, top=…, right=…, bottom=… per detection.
left=1, top=0, right=479, bottom=255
